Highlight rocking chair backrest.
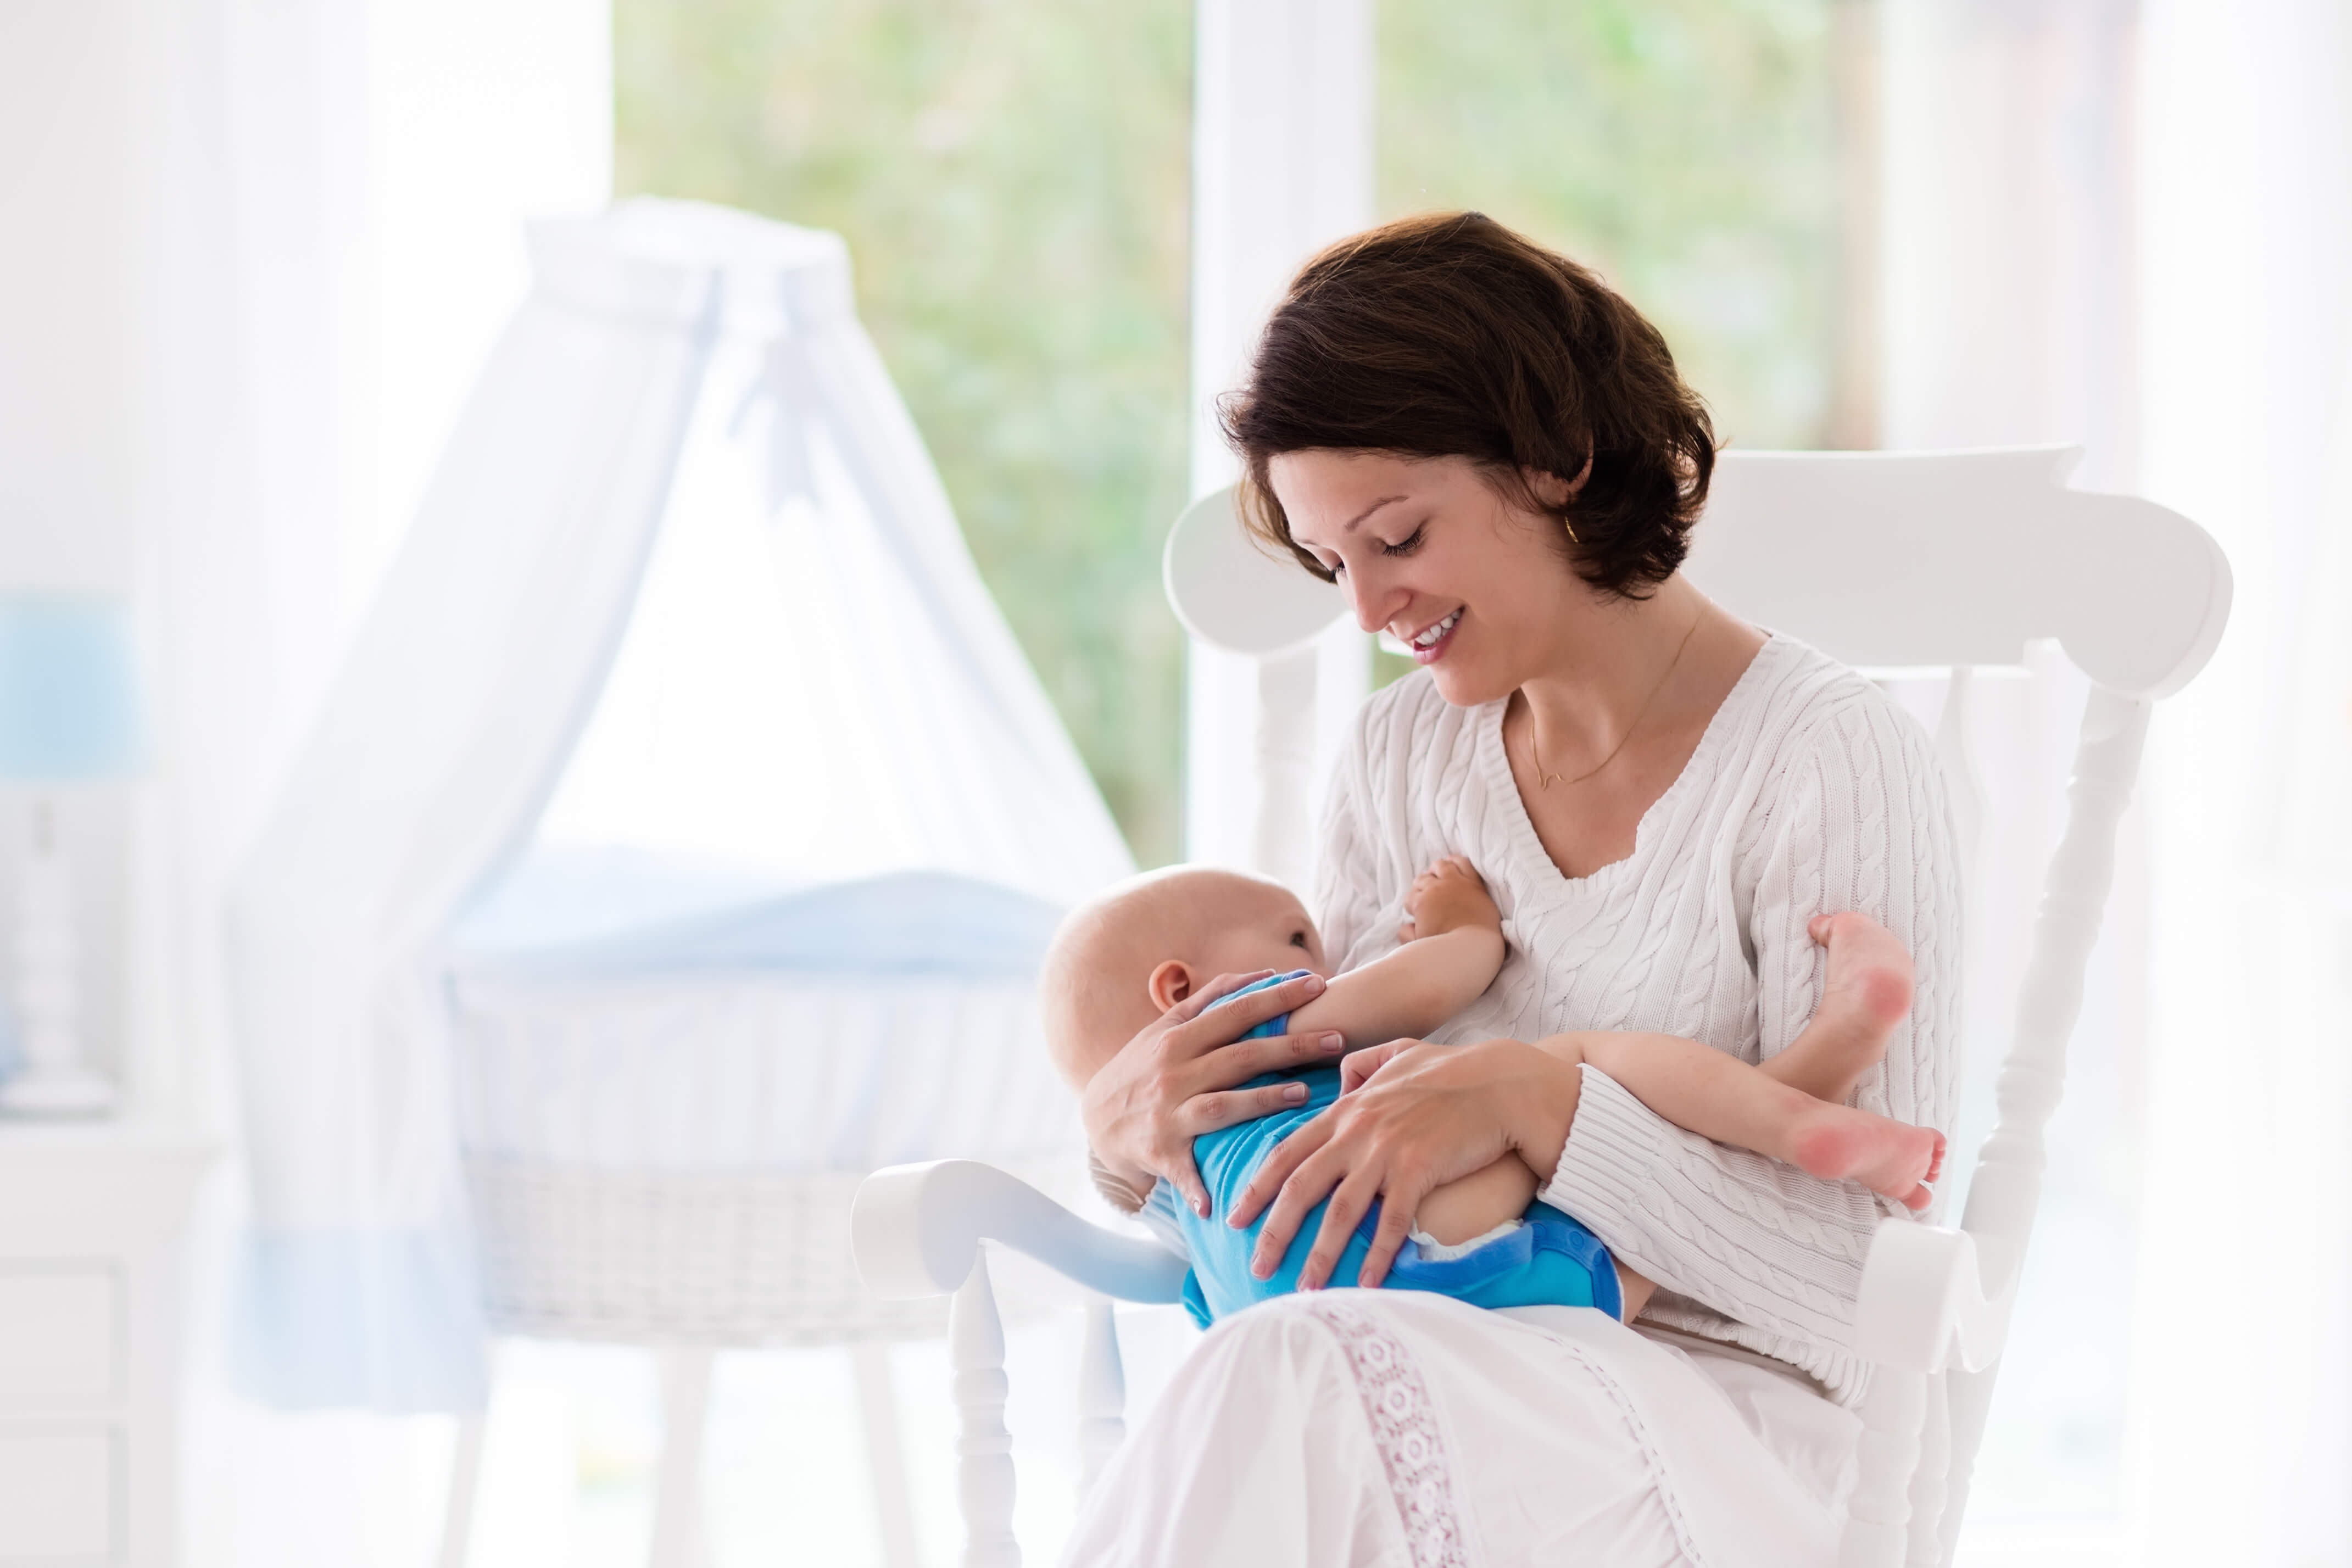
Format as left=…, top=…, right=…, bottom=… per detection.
left=1684, top=448, right=2228, bottom=700
left=1164, top=445, right=2228, bottom=700
left=1165, top=447, right=2231, bottom=1565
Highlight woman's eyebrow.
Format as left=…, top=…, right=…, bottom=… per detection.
left=1341, top=494, right=1409, bottom=533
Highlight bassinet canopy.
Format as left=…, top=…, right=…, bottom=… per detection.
left=227, top=200, right=1134, bottom=1409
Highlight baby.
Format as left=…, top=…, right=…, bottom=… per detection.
left=1040, top=858, right=1942, bottom=1327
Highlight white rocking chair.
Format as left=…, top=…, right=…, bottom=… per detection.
left=851, top=447, right=2231, bottom=1568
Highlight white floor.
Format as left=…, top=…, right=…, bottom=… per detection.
left=426, top=1278, right=2117, bottom=1568
left=434, top=1304, right=1205, bottom=1568
left=182, top=1218, right=2131, bottom=1568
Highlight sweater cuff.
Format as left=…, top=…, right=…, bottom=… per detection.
left=1088, top=1148, right=1152, bottom=1215
left=1543, top=1065, right=1660, bottom=1251
left=1543, top=1063, right=1877, bottom=1349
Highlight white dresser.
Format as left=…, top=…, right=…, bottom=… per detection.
left=0, top=1124, right=213, bottom=1567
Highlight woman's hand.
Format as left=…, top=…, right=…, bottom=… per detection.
left=1080, top=969, right=1347, bottom=1220
left=1226, top=1036, right=1581, bottom=1290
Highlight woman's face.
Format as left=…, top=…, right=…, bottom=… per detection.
left=1271, top=450, right=1585, bottom=707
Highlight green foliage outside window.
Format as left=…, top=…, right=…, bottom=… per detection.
left=1381, top=0, right=1839, bottom=453
left=615, top=0, right=1839, bottom=859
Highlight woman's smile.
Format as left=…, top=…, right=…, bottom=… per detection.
left=1403, top=606, right=1463, bottom=663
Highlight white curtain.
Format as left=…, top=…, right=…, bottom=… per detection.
left=1879, top=3, right=2151, bottom=1550
left=223, top=224, right=708, bottom=1409
left=1884, top=3, right=2352, bottom=1563
left=225, top=200, right=1133, bottom=1413
left=90, top=3, right=617, bottom=1561
left=2130, top=2, right=2352, bottom=1563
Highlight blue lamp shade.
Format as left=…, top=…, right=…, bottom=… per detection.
left=0, top=598, right=146, bottom=782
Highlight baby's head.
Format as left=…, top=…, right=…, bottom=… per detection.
left=1039, top=866, right=1330, bottom=1087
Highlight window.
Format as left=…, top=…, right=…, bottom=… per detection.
left=1378, top=0, right=1861, bottom=451
left=616, top=0, right=1195, bottom=864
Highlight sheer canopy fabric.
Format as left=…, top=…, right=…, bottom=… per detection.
left=227, top=200, right=1132, bottom=1409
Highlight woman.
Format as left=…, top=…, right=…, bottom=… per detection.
left=1069, top=213, right=1959, bottom=1565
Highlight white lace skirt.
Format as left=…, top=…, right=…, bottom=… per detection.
left=1062, top=1291, right=1855, bottom=1568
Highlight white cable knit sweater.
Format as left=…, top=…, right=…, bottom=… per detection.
left=1314, top=634, right=1961, bottom=1406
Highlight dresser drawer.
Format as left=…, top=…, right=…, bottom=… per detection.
left=0, top=1427, right=117, bottom=1560
left=0, top=1268, right=119, bottom=1404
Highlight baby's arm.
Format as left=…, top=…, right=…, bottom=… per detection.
left=1298, top=861, right=1590, bottom=1274
left=1287, top=858, right=1542, bottom=1249
left=1284, top=857, right=1504, bottom=1049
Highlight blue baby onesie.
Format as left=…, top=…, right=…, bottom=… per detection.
left=1145, top=970, right=1621, bottom=1328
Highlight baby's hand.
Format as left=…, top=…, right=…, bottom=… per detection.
left=1339, top=1037, right=1417, bottom=1093
left=1400, top=855, right=1500, bottom=942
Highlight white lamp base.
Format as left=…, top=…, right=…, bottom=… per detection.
left=0, top=1064, right=118, bottom=1118
left=8, top=799, right=116, bottom=1120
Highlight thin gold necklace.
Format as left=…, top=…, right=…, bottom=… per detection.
left=1526, top=609, right=1705, bottom=789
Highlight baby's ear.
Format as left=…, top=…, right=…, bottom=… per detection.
left=1146, top=959, right=1195, bottom=1014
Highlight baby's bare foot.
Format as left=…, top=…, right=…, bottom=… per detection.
left=1774, top=913, right=1915, bottom=1102
left=1788, top=1103, right=1945, bottom=1211
left=1808, top=912, right=1914, bottom=1033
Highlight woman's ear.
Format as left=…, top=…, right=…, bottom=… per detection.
left=1524, top=456, right=1593, bottom=508
left=1146, top=958, right=1197, bottom=1014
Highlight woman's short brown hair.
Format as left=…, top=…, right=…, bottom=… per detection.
left=1219, top=211, right=1715, bottom=598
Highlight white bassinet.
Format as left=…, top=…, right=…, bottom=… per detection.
left=446, top=855, right=1088, bottom=1346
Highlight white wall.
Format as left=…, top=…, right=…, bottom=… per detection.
left=0, top=3, right=145, bottom=595
left=0, top=0, right=159, bottom=1093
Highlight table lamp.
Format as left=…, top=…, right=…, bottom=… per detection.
left=0, top=598, right=144, bottom=1116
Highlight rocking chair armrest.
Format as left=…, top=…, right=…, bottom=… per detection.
left=852, top=1158, right=1190, bottom=1304
left=1852, top=1215, right=2015, bottom=1374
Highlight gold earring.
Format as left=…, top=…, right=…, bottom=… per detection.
left=1563, top=516, right=1581, bottom=545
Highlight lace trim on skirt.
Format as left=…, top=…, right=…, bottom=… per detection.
left=1302, top=1297, right=1474, bottom=1568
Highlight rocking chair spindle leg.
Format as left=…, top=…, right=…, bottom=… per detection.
left=1075, top=1301, right=1125, bottom=1495
left=1942, top=689, right=2150, bottom=1552
left=1906, top=1370, right=1950, bottom=1566
left=1841, top=1365, right=1925, bottom=1568
left=952, top=1249, right=1021, bottom=1568
left=650, top=1346, right=716, bottom=1568
left=1938, top=1362, right=1996, bottom=1567
left=436, top=1410, right=487, bottom=1568
left=1936, top=666, right=1987, bottom=874
left=851, top=1341, right=922, bottom=1568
